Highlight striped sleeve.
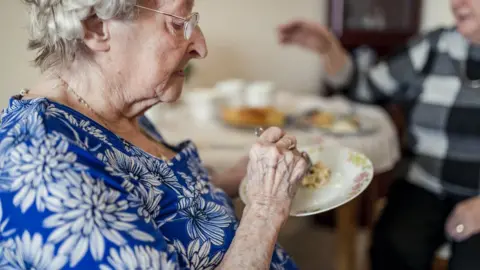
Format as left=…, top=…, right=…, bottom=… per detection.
left=328, top=28, right=446, bottom=105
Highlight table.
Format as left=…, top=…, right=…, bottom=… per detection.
left=146, top=91, right=401, bottom=270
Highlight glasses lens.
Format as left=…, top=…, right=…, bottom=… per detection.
left=184, top=13, right=199, bottom=40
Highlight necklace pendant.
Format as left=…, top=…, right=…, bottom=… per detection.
left=19, top=89, right=29, bottom=96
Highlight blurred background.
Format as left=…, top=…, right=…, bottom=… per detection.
left=0, top=1, right=456, bottom=269
left=0, top=0, right=453, bottom=107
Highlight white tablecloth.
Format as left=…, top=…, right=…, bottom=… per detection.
left=147, top=92, right=400, bottom=174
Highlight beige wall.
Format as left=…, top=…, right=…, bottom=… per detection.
left=0, top=0, right=455, bottom=108
left=188, top=0, right=326, bottom=93
left=0, top=2, right=39, bottom=107
left=421, top=0, right=454, bottom=31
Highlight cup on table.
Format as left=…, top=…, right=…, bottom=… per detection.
left=215, top=79, right=246, bottom=107
left=245, top=81, right=276, bottom=108
left=183, top=88, right=221, bottom=122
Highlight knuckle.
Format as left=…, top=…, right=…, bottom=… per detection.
left=249, top=142, right=265, bottom=156
left=269, top=145, right=282, bottom=157
left=283, top=151, right=294, bottom=161
left=297, top=158, right=309, bottom=169
left=252, top=142, right=263, bottom=150
left=268, top=126, right=284, bottom=134
left=250, top=142, right=261, bottom=153
left=281, top=135, right=294, bottom=145
left=264, top=126, right=285, bottom=138
left=284, top=134, right=296, bottom=141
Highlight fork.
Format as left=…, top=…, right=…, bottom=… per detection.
left=254, top=127, right=313, bottom=170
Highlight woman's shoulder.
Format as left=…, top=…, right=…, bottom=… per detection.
left=1, top=96, right=70, bottom=131
left=0, top=97, right=52, bottom=150
left=0, top=96, right=128, bottom=191
left=2, top=96, right=120, bottom=149
left=0, top=96, right=116, bottom=173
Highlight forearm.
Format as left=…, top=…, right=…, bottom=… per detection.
left=217, top=204, right=286, bottom=269
left=323, top=51, right=355, bottom=90
left=321, top=45, right=372, bottom=101
left=323, top=51, right=399, bottom=105
left=323, top=54, right=374, bottom=104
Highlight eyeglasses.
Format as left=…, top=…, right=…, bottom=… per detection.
left=135, top=5, right=199, bottom=40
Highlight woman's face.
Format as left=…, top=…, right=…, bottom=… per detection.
left=107, top=0, right=207, bottom=105
left=451, top=0, right=480, bottom=43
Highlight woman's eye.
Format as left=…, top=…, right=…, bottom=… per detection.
left=171, top=20, right=184, bottom=30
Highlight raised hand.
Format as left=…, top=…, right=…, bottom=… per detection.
left=246, top=127, right=309, bottom=218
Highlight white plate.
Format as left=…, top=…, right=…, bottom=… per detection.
left=315, top=115, right=379, bottom=136
left=238, top=143, right=374, bottom=217
left=290, top=110, right=379, bottom=136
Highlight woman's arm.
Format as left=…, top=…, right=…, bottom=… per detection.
left=217, top=203, right=287, bottom=269
left=217, top=127, right=308, bottom=269
left=278, top=20, right=445, bottom=104
left=324, top=29, right=445, bottom=104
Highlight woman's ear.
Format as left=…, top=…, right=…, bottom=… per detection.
left=82, top=15, right=110, bottom=52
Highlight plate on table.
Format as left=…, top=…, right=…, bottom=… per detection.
left=292, top=109, right=378, bottom=136
left=238, top=143, right=374, bottom=217
left=219, top=106, right=287, bottom=130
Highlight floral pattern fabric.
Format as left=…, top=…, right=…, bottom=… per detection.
left=0, top=97, right=297, bottom=269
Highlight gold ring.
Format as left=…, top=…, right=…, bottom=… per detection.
left=456, top=224, right=465, bottom=234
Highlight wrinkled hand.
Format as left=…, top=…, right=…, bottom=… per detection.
left=277, top=19, right=340, bottom=54
left=246, top=127, right=309, bottom=217
left=445, top=197, right=480, bottom=242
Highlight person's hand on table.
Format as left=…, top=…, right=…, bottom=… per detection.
left=446, top=197, right=480, bottom=242
left=277, top=19, right=349, bottom=75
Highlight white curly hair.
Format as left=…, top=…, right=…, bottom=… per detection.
left=24, top=0, right=139, bottom=71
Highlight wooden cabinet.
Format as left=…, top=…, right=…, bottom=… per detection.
left=328, top=0, right=422, bottom=56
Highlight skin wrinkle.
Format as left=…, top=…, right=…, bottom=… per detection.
left=23, top=0, right=309, bottom=268
left=24, top=0, right=203, bottom=158
left=220, top=133, right=308, bottom=268
left=273, top=157, right=288, bottom=195
left=245, top=138, right=305, bottom=206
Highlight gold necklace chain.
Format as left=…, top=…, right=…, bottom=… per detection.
left=64, top=84, right=113, bottom=129
left=20, top=81, right=111, bottom=129
left=20, top=82, right=170, bottom=161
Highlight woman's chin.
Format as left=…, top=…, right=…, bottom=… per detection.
left=161, top=86, right=184, bottom=103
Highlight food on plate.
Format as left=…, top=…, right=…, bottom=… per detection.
left=307, top=110, right=360, bottom=132
left=301, top=161, right=331, bottom=189
left=221, top=106, right=285, bottom=127
left=310, top=111, right=335, bottom=128
left=330, top=118, right=359, bottom=133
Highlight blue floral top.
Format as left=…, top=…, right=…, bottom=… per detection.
left=0, top=97, right=297, bottom=270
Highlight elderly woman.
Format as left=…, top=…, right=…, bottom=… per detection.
left=0, top=0, right=309, bottom=269
left=277, top=0, right=480, bottom=269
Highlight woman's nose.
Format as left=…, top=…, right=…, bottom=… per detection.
left=188, top=26, right=208, bottom=59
